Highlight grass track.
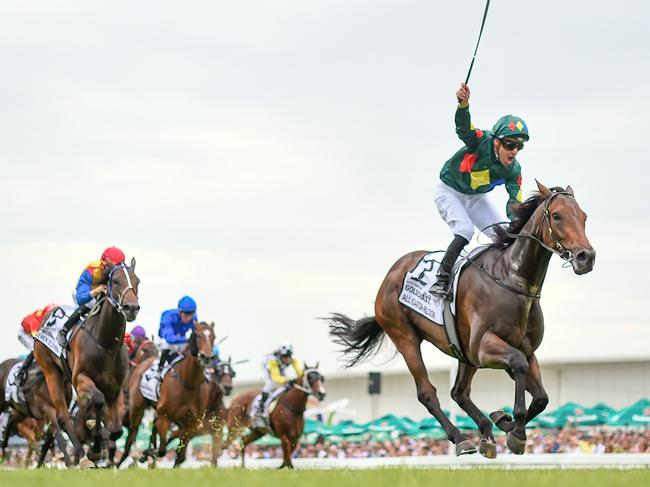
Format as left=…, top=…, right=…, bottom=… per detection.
left=2, top=468, right=650, bottom=487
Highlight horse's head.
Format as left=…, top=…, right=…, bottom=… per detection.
left=188, top=321, right=215, bottom=367
left=135, top=340, right=158, bottom=364
left=302, top=362, right=326, bottom=401
left=212, top=356, right=235, bottom=396
left=534, top=181, right=595, bottom=275
left=105, top=257, right=140, bottom=321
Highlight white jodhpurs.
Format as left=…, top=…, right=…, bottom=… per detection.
left=434, top=181, right=503, bottom=241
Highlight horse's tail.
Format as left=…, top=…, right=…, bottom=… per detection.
left=327, top=313, right=385, bottom=368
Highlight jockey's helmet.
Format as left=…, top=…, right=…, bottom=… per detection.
left=178, top=295, right=197, bottom=313
left=130, top=325, right=146, bottom=338
left=277, top=344, right=293, bottom=357
left=101, top=246, right=126, bottom=265
left=492, top=115, right=529, bottom=141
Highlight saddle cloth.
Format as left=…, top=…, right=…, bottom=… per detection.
left=4, top=362, right=26, bottom=405
left=34, top=305, right=77, bottom=358
left=139, top=354, right=184, bottom=402
left=398, top=246, right=488, bottom=323
left=249, top=387, right=288, bottom=427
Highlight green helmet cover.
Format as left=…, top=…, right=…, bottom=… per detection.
left=492, top=115, right=529, bottom=141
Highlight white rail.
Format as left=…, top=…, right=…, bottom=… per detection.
left=168, top=453, right=650, bottom=470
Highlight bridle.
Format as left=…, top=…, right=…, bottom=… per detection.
left=106, top=264, right=138, bottom=316
left=291, top=368, right=324, bottom=396
left=466, top=190, right=578, bottom=300
left=510, top=190, right=576, bottom=265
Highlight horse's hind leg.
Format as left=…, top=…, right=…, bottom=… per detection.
left=477, top=331, right=529, bottom=454
left=383, top=319, right=475, bottom=455
left=451, top=362, right=496, bottom=459
left=240, top=430, right=263, bottom=468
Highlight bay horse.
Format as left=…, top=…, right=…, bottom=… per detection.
left=131, top=339, right=158, bottom=368
left=328, top=181, right=595, bottom=458
left=119, top=321, right=215, bottom=468
left=226, top=364, right=326, bottom=469
left=34, top=258, right=140, bottom=465
left=200, top=357, right=236, bottom=466
left=0, top=358, right=73, bottom=467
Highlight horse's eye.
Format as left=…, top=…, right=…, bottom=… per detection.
left=552, top=212, right=561, bottom=221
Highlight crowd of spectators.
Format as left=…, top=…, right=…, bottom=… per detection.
left=2, top=427, right=649, bottom=467
left=208, top=427, right=650, bottom=460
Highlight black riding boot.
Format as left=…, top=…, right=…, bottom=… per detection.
left=56, top=305, right=88, bottom=347
left=156, top=349, right=171, bottom=380
left=429, top=235, right=469, bottom=297
left=15, top=352, right=35, bottom=386
left=256, top=392, right=269, bottom=415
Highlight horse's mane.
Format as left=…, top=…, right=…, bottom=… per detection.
left=491, top=187, right=565, bottom=249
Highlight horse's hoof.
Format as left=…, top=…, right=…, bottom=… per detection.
left=506, top=432, right=526, bottom=455
left=455, top=439, right=477, bottom=456
left=489, top=410, right=514, bottom=433
left=479, top=438, right=497, bottom=459
left=87, top=449, right=102, bottom=462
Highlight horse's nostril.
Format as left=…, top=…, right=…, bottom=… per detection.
left=576, top=251, right=588, bottom=263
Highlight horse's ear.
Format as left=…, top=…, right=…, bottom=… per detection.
left=105, top=257, right=114, bottom=268
left=565, top=185, right=574, bottom=197
left=315, top=361, right=319, bottom=368
left=228, top=356, right=232, bottom=364
left=131, top=257, right=136, bottom=270
left=535, top=179, right=551, bottom=197
left=303, top=362, right=308, bottom=370
left=210, top=321, right=215, bottom=329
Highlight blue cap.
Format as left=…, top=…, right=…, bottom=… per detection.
left=178, top=295, right=197, bottom=313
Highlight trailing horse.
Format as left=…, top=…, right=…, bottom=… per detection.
left=226, top=365, right=326, bottom=469
left=329, top=181, right=595, bottom=458
left=0, top=358, right=73, bottom=467
left=200, top=357, right=236, bottom=466
left=119, top=321, right=215, bottom=468
left=34, top=258, right=140, bottom=465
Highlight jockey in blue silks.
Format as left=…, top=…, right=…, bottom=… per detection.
left=156, top=295, right=198, bottom=379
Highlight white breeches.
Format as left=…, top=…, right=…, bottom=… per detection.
left=434, top=181, right=503, bottom=241
left=158, top=340, right=186, bottom=353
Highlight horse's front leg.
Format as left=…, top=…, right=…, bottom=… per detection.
left=491, top=353, right=549, bottom=433
left=477, top=331, right=529, bottom=455
left=104, top=394, right=126, bottom=465
left=451, top=362, right=496, bottom=459
left=76, top=373, right=105, bottom=461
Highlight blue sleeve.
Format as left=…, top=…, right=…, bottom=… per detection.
left=159, top=312, right=182, bottom=344
left=75, top=270, right=93, bottom=305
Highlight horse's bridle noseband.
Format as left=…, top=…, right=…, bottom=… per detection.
left=106, top=264, right=138, bottom=315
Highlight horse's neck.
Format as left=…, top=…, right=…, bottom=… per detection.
left=90, top=302, right=126, bottom=351
left=177, top=353, right=204, bottom=388
left=280, top=383, right=308, bottom=413
left=502, top=210, right=553, bottom=295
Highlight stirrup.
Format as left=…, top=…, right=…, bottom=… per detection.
left=429, top=278, right=450, bottom=297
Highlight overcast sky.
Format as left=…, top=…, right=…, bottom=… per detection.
left=1, top=1, right=648, bottom=382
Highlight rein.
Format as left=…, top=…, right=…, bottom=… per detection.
left=467, top=191, right=577, bottom=300
left=508, top=191, right=576, bottom=265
